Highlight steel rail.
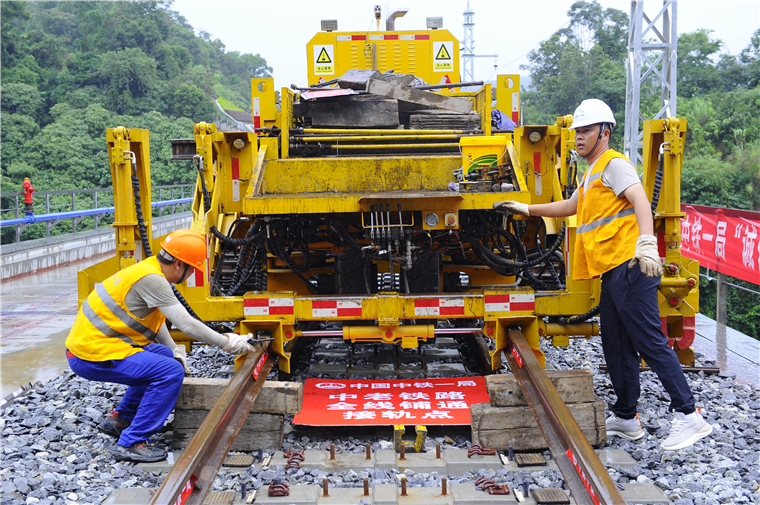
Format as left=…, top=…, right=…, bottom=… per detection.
left=504, top=328, right=624, bottom=505
left=150, top=346, right=275, bottom=505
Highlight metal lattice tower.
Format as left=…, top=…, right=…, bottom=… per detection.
left=624, top=0, right=678, bottom=165
left=462, top=0, right=475, bottom=81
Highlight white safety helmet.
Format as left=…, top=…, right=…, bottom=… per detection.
left=569, top=99, right=616, bottom=130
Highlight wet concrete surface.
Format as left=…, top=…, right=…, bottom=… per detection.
left=0, top=255, right=105, bottom=397
left=692, top=313, right=760, bottom=386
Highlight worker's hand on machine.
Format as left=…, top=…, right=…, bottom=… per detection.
left=222, top=333, right=256, bottom=355
left=493, top=200, right=530, bottom=216
left=172, top=345, right=192, bottom=375
left=629, top=235, right=663, bottom=278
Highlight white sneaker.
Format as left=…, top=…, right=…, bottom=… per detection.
left=661, top=410, right=713, bottom=451
left=606, top=413, right=645, bottom=441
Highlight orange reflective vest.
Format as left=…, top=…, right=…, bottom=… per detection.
left=573, top=149, right=639, bottom=280
left=65, top=256, right=168, bottom=361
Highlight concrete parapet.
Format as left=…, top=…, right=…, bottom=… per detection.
left=1, top=213, right=190, bottom=280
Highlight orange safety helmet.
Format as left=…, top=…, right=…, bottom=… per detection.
left=160, top=229, right=207, bottom=272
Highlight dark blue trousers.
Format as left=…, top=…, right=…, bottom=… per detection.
left=600, top=261, right=695, bottom=419
left=67, top=343, right=184, bottom=447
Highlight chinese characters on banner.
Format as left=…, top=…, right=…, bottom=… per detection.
left=293, top=377, right=490, bottom=426
left=679, top=204, right=760, bottom=285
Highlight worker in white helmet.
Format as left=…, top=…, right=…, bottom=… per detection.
left=494, top=99, right=712, bottom=451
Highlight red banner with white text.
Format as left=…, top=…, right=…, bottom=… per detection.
left=294, top=377, right=489, bottom=426
left=680, top=204, right=760, bottom=285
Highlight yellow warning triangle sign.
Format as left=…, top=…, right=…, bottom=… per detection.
left=435, top=44, right=451, bottom=60
left=317, top=48, right=332, bottom=64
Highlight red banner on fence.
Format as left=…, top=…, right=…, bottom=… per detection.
left=680, top=204, right=760, bottom=284
left=294, top=377, right=489, bottom=426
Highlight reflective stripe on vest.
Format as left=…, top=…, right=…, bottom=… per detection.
left=81, top=299, right=141, bottom=347
left=90, top=283, right=158, bottom=341
left=577, top=206, right=636, bottom=235
left=573, top=149, right=639, bottom=280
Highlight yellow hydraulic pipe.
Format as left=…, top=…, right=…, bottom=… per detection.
left=343, top=324, right=435, bottom=348
left=659, top=277, right=697, bottom=289
left=296, top=134, right=465, bottom=142
left=302, top=128, right=471, bottom=135
left=539, top=321, right=599, bottom=337
left=330, top=143, right=460, bottom=150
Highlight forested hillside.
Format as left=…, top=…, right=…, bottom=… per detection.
left=1, top=0, right=271, bottom=191
left=520, top=1, right=760, bottom=338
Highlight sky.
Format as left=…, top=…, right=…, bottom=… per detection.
left=172, top=0, right=760, bottom=92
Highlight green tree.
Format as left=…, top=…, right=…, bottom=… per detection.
left=677, top=29, right=723, bottom=98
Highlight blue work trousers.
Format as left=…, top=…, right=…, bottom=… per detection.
left=67, top=343, right=184, bottom=447
left=600, top=261, right=695, bottom=419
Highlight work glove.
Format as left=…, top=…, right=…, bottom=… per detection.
left=222, top=333, right=255, bottom=355
left=493, top=200, right=530, bottom=216
left=172, top=345, right=191, bottom=375
left=628, top=235, right=663, bottom=278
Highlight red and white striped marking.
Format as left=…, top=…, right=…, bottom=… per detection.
left=399, top=34, right=429, bottom=40
left=231, top=157, right=240, bottom=202
left=253, top=96, right=261, bottom=132
left=369, top=34, right=399, bottom=40
left=512, top=92, right=520, bottom=123
left=484, top=293, right=535, bottom=312
left=312, top=299, right=363, bottom=318
left=414, top=298, right=464, bottom=316
left=185, top=267, right=204, bottom=288
left=336, top=35, right=367, bottom=41
left=244, top=298, right=294, bottom=316
left=661, top=316, right=696, bottom=348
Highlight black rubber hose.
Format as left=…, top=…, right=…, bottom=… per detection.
left=560, top=305, right=600, bottom=325
left=131, top=174, right=153, bottom=257
left=463, top=224, right=566, bottom=269
left=651, top=150, right=664, bottom=213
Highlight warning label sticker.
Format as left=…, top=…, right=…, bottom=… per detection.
left=314, top=44, right=334, bottom=75
left=433, top=41, right=454, bottom=72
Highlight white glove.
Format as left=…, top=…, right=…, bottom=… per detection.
left=173, top=345, right=191, bottom=375
left=628, top=235, right=662, bottom=278
left=222, top=333, right=255, bottom=355
left=493, top=200, right=530, bottom=216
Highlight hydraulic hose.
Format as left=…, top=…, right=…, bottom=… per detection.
left=463, top=224, right=566, bottom=269
left=651, top=143, right=666, bottom=213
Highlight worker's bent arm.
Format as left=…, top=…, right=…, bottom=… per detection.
left=158, top=303, right=228, bottom=348
left=529, top=198, right=577, bottom=218
left=623, top=183, right=654, bottom=236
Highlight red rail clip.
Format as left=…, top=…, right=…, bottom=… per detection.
left=475, top=477, right=510, bottom=494
left=468, top=444, right=497, bottom=457
left=268, top=480, right=290, bottom=497
left=284, top=450, right=305, bottom=469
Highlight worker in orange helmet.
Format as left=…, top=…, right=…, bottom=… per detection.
left=494, top=99, right=711, bottom=451
left=65, top=229, right=255, bottom=462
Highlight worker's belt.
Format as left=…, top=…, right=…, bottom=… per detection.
left=65, top=349, right=75, bottom=359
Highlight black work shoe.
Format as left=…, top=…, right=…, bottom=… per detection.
left=109, top=441, right=167, bottom=462
left=97, top=410, right=131, bottom=438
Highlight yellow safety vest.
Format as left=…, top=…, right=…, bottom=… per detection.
left=573, top=149, right=639, bottom=280
left=66, top=256, right=168, bottom=361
